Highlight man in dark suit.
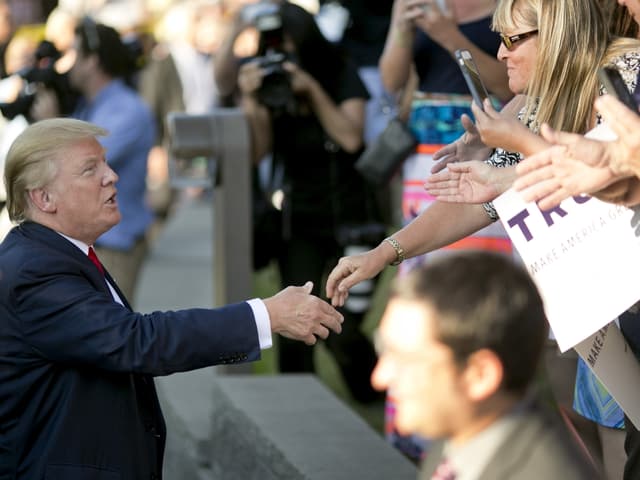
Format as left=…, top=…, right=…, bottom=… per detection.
left=371, top=251, right=600, bottom=480
left=0, top=118, right=343, bottom=479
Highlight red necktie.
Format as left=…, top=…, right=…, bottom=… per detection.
left=88, top=246, right=105, bottom=275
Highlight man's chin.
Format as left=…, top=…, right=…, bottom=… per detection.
left=106, top=213, right=121, bottom=230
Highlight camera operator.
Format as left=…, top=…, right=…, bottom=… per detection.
left=30, top=17, right=155, bottom=305
left=233, top=2, right=383, bottom=404
left=0, top=39, right=78, bottom=122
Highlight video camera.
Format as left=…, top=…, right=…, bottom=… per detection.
left=0, top=40, right=78, bottom=120
left=244, top=3, right=296, bottom=113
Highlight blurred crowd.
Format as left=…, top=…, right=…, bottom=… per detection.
left=3, top=1, right=640, bottom=479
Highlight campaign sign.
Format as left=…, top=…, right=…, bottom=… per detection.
left=493, top=189, right=640, bottom=352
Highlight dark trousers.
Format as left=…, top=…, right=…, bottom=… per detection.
left=277, top=234, right=380, bottom=403
left=624, top=414, right=640, bottom=480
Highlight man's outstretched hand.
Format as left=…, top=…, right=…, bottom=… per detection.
left=265, top=282, right=344, bottom=345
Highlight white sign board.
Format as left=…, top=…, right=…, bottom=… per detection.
left=493, top=189, right=640, bottom=352
left=491, top=120, right=640, bottom=427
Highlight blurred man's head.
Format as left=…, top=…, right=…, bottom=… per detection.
left=69, top=18, right=135, bottom=91
left=372, top=252, right=547, bottom=443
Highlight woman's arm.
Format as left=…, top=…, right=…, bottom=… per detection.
left=240, top=96, right=272, bottom=163
left=472, top=100, right=550, bottom=156
left=380, top=0, right=512, bottom=101
left=238, top=61, right=273, bottom=162
left=214, top=12, right=251, bottom=98
left=326, top=200, right=492, bottom=306
left=379, top=0, right=420, bottom=93
left=426, top=162, right=517, bottom=203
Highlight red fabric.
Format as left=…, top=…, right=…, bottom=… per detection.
left=88, top=246, right=105, bottom=275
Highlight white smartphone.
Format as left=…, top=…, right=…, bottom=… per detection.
left=455, top=49, right=490, bottom=110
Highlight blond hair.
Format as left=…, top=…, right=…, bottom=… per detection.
left=493, top=0, right=640, bottom=134
left=4, top=118, right=107, bottom=223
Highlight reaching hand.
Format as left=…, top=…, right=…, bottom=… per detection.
left=514, top=124, right=618, bottom=209
left=408, top=0, right=458, bottom=46
left=432, top=114, right=492, bottom=173
left=265, top=282, right=344, bottom=345
left=425, top=160, right=514, bottom=204
left=472, top=99, right=533, bottom=152
left=326, top=244, right=391, bottom=307
left=282, top=61, right=315, bottom=95
left=237, top=60, right=264, bottom=97
left=595, top=94, right=640, bottom=177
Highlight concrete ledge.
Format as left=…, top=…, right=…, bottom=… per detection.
left=207, top=374, right=417, bottom=480
left=158, top=367, right=218, bottom=480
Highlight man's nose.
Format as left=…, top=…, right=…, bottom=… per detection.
left=103, top=165, right=118, bottom=185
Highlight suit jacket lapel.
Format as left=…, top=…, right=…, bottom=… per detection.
left=477, top=403, right=544, bottom=479
left=18, top=222, right=131, bottom=308
left=103, top=268, right=132, bottom=311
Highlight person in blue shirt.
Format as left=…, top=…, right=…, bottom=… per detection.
left=32, top=17, right=155, bottom=303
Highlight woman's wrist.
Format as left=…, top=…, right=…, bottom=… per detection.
left=382, top=237, right=406, bottom=266
left=304, top=76, right=326, bottom=111
left=436, top=26, right=466, bottom=55
left=491, top=165, right=518, bottom=195
left=391, top=24, right=414, bottom=48
left=240, top=94, right=263, bottom=113
left=607, top=143, right=634, bottom=177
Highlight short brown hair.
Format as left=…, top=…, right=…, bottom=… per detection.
left=392, top=251, right=548, bottom=394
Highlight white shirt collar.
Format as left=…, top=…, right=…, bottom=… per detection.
left=56, top=231, right=92, bottom=255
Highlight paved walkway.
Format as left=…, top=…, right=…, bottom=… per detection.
left=135, top=195, right=219, bottom=479
left=135, top=194, right=214, bottom=313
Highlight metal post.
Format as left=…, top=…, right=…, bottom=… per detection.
left=168, top=109, right=253, bottom=373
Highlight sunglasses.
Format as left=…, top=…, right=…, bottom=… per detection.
left=499, top=29, right=538, bottom=50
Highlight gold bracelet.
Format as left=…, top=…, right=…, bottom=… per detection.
left=384, top=237, right=405, bottom=266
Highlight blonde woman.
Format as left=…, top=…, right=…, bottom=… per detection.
left=328, top=0, right=640, bottom=328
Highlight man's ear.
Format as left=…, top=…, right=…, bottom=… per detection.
left=28, top=188, right=56, bottom=213
left=461, top=348, right=504, bottom=402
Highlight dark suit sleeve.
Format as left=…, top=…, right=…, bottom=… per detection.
left=9, top=254, right=261, bottom=375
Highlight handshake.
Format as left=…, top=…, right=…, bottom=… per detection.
left=265, top=281, right=343, bottom=345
